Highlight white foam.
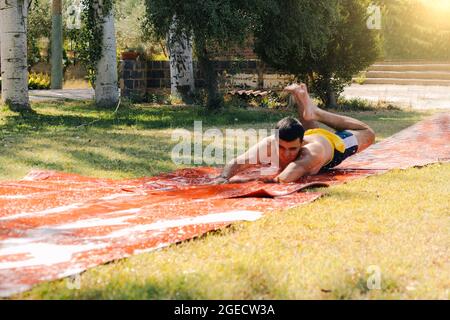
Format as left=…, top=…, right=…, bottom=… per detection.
left=51, top=208, right=141, bottom=229
left=99, top=193, right=142, bottom=201
left=0, top=210, right=262, bottom=270
left=0, top=209, right=141, bottom=246
left=0, top=203, right=83, bottom=221
left=0, top=191, right=144, bottom=221
left=92, top=210, right=263, bottom=240
left=0, top=242, right=108, bottom=269
left=0, top=195, right=35, bottom=199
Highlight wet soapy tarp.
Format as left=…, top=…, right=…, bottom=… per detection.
left=0, top=113, right=448, bottom=297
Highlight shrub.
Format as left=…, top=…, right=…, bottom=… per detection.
left=28, top=73, right=51, bottom=90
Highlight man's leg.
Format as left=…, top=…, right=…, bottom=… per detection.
left=286, top=83, right=376, bottom=152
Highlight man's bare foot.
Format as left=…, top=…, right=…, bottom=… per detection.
left=284, top=83, right=318, bottom=121
left=284, top=83, right=302, bottom=93
left=284, top=83, right=307, bottom=96
left=284, top=83, right=308, bottom=107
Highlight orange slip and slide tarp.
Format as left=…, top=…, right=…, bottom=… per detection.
left=0, top=113, right=449, bottom=297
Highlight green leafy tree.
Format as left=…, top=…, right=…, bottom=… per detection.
left=27, top=0, right=82, bottom=68
left=254, top=0, right=337, bottom=78
left=308, top=0, right=381, bottom=107
left=255, top=0, right=380, bottom=108
left=27, top=0, right=52, bottom=67
left=116, top=0, right=158, bottom=54
left=144, top=0, right=270, bottom=109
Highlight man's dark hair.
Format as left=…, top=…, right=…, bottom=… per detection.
left=276, top=117, right=305, bottom=142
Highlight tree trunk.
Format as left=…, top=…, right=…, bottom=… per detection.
left=167, top=18, right=195, bottom=103
left=256, top=60, right=265, bottom=89
left=196, top=42, right=222, bottom=109
left=51, top=0, right=63, bottom=89
left=326, top=80, right=337, bottom=109
left=95, top=7, right=119, bottom=108
left=0, top=0, right=31, bottom=112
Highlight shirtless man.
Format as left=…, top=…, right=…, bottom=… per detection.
left=215, top=83, right=375, bottom=183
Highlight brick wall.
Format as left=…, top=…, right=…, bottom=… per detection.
left=119, top=59, right=293, bottom=99
left=119, top=60, right=151, bottom=98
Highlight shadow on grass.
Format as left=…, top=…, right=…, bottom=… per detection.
left=0, top=129, right=179, bottom=179
left=31, top=275, right=209, bottom=300
left=25, top=259, right=282, bottom=300
left=1, top=100, right=427, bottom=137
left=0, top=101, right=430, bottom=180
left=1, top=101, right=290, bottom=132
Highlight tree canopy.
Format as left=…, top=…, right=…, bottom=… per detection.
left=254, top=0, right=337, bottom=77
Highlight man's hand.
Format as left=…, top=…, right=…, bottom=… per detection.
left=211, top=176, right=229, bottom=185
left=211, top=175, right=278, bottom=184
left=259, top=177, right=277, bottom=183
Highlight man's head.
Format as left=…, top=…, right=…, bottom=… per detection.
left=276, top=117, right=305, bottom=163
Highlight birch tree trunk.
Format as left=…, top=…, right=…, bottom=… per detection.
left=167, top=18, right=195, bottom=103
left=0, top=0, right=31, bottom=111
left=51, top=0, right=63, bottom=89
left=95, top=7, right=119, bottom=108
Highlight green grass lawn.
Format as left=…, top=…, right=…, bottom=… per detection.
left=1, top=101, right=448, bottom=299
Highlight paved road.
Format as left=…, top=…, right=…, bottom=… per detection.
left=342, top=84, right=450, bottom=110
left=29, top=85, right=450, bottom=110
left=29, top=89, right=94, bottom=102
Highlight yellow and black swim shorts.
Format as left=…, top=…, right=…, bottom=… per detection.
left=305, top=128, right=359, bottom=170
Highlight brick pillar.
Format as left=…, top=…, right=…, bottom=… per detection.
left=119, top=59, right=147, bottom=99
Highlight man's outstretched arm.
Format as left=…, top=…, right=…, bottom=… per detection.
left=216, top=137, right=271, bottom=183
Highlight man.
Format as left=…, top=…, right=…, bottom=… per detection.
left=215, top=83, right=375, bottom=183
